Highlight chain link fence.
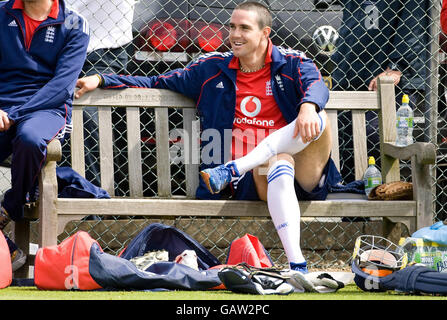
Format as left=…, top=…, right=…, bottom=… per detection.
left=1, top=0, right=445, bottom=269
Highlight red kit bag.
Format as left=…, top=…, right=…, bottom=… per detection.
left=226, top=233, right=273, bottom=268
left=0, top=232, right=12, bottom=289
left=34, top=231, right=102, bottom=290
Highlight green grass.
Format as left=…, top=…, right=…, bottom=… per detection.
left=2, top=284, right=447, bottom=300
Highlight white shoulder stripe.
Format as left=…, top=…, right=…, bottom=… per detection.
left=64, top=5, right=90, bottom=35
left=277, top=46, right=307, bottom=59
left=193, top=51, right=232, bottom=63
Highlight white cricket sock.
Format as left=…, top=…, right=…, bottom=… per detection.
left=267, top=160, right=305, bottom=264
left=228, top=112, right=326, bottom=175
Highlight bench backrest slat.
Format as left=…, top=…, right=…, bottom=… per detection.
left=155, top=107, right=171, bottom=197
left=327, top=110, right=340, bottom=171
left=126, top=107, right=144, bottom=197
left=377, top=77, right=400, bottom=182
left=98, top=107, right=114, bottom=196
left=352, top=110, right=368, bottom=180
left=72, top=81, right=397, bottom=197
left=183, top=108, right=200, bottom=198
left=71, top=107, right=85, bottom=177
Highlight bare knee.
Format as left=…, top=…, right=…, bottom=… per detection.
left=253, top=153, right=294, bottom=201
left=269, top=153, right=294, bottom=168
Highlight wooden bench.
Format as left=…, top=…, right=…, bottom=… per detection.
left=13, top=76, right=436, bottom=276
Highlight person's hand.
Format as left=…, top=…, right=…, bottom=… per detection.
left=0, top=109, right=13, bottom=132
left=368, top=68, right=401, bottom=91
left=75, top=75, right=101, bottom=99
left=293, top=102, right=320, bottom=143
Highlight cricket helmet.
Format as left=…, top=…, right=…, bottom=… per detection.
left=351, top=235, right=407, bottom=292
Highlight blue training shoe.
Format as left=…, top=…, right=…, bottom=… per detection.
left=200, top=163, right=239, bottom=194
left=290, top=261, right=309, bottom=274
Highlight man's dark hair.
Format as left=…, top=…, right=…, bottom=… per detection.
left=235, top=1, right=272, bottom=29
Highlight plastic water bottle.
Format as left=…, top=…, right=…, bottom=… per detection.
left=396, top=94, right=414, bottom=146
left=363, top=156, right=382, bottom=197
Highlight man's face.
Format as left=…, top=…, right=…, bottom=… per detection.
left=229, top=9, right=269, bottom=59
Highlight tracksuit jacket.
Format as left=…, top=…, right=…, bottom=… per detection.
left=0, top=0, right=89, bottom=220
left=101, top=45, right=331, bottom=199
left=0, top=0, right=89, bottom=123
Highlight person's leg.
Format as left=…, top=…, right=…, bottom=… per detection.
left=201, top=111, right=327, bottom=194
left=250, top=111, right=332, bottom=197
left=233, top=111, right=327, bottom=176
left=292, top=112, right=332, bottom=193
left=1, top=110, right=66, bottom=222
left=201, top=112, right=332, bottom=270
left=264, top=155, right=307, bottom=267
left=251, top=113, right=333, bottom=272
left=0, top=130, right=13, bottom=230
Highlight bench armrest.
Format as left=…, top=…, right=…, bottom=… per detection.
left=381, top=141, right=435, bottom=230
left=46, top=139, right=62, bottom=163
left=383, top=142, right=436, bottom=165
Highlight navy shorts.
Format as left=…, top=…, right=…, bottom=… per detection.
left=229, top=157, right=342, bottom=201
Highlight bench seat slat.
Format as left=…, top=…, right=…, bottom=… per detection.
left=55, top=198, right=416, bottom=218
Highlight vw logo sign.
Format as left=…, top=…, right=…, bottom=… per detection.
left=312, top=25, right=339, bottom=54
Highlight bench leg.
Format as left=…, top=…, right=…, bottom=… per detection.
left=411, top=155, right=434, bottom=230
left=38, top=160, right=59, bottom=248
left=383, top=217, right=415, bottom=245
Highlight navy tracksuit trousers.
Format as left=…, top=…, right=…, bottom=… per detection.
left=0, top=109, right=66, bottom=221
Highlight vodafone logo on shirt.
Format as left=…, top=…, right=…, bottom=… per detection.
left=234, top=95, right=275, bottom=127
left=240, top=96, right=261, bottom=117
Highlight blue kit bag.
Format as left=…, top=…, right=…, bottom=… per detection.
left=119, top=223, right=221, bottom=269
left=89, top=223, right=222, bottom=290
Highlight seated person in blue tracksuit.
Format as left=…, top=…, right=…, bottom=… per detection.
left=75, top=1, right=342, bottom=273
left=0, top=0, right=89, bottom=271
